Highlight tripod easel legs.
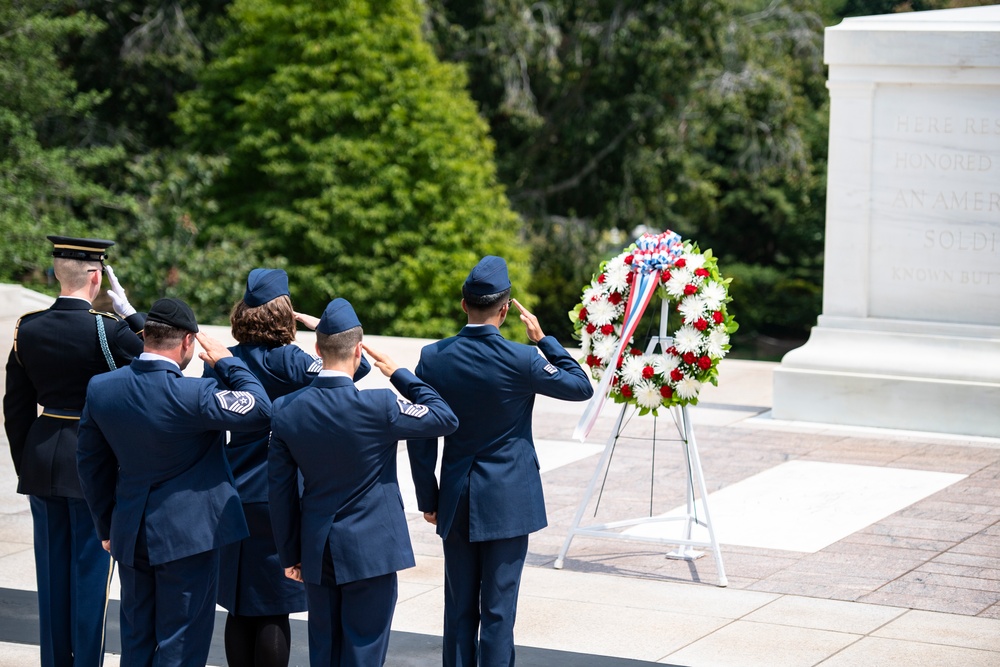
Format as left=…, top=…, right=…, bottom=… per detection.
left=553, top=403, right=728, bottom=587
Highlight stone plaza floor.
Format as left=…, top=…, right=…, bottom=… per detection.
left=0, top=303, right=998, bottom=665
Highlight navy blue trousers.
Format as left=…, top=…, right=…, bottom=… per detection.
left=29, top=495, right=113, bottom=667
left=305, top=550, right=398, bottom=667
left=441, top=490, right=529, bottom=667
left=117, top=524, right=220, bottom=667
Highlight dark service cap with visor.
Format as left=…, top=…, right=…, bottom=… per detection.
left=47, top=235, right=115, bottom=262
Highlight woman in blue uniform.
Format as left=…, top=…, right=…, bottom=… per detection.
left=204, top=268, right=370, bottom=667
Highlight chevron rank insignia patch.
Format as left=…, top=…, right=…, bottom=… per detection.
left=307, top=357, right=322, bottom=373
left=397, top=396, right=429, bottom=418
left=215, top=390, right=256, bottom=415
left=543, top=363, right=558, bottom=375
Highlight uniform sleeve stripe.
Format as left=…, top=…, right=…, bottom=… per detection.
left=215, top=390, right=256, bottom=414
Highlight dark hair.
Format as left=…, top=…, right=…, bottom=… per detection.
left=143, top=321, right=189, bottom=349
left=316, top=326, right=363, bottom=363
left=230, top=295, right=296, bottom=347
left=462, top=287, right=510, bottom=314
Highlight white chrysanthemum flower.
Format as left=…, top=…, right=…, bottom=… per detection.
left=677, top=295, right=707, bottom=322
left=605, top=264, right=631, bottom=293
left=673, top=325, right=703, bottom=354
left=706, top=328, right=730, bottom=358
left=680, top=253, right=706, bottom=270
left=592, top=335, right=619, bottom=364
left=582, top=284, right=604, bottom=304
left=587, top=299, right=618, bottom=326
left=652, top=353, right=679, bottom=375
left=675, top=376, right=702, bottom=400
left=605, top=254, right=628, bottom=273
left=620, top=354, right=647, bottom=386
left=664, top=267, right=695, bottom=298
left=701, top=281, right=727, bottom=311
left=635, top=380, right=663, bottom=410
left=580, top=329, right=592, bottom=356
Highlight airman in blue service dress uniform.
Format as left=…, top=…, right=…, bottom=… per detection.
left=77, top=298, right=272, bottom=667
left=2, top=236, right=144, bottom=667
left=407, top=256, right=594, bottom=667
left=268, top=298, right=459, bottom=667
left=203, top=269, right=371, bottom=667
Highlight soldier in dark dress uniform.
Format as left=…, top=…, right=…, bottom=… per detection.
left=203, top=269, right=371, bottom=667
left=3, top=236, right=145, bottom=667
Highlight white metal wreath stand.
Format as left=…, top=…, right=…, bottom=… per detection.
left=554, top=300, right=728, bottom=587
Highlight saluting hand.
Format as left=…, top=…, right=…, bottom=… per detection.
left=362, top=344, right=399, bottom=378
left=511, top=298, right=545, bottom=343
left=196, top=332, right=233, bottom=368
left=294, top=312, right=320, bottom=330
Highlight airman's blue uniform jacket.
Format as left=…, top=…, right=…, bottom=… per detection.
left=77, top=357, right=272, bottom=566
left=203, top=344, right=370, bottom=502
left=408, top=325, right=594, bottom=541
left=268, top=368, right=458, bottom=585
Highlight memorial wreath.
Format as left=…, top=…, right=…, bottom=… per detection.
left=569, top=231, right=738, bottom=419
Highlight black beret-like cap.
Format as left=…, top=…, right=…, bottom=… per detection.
left=146, top=298, right=199, bottom=333
left=47, top=235, right=114, bottom=262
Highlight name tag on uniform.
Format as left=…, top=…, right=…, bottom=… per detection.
left=397, top=396, right=429, bottom=418
left=215, top=390, right=256, bottom=414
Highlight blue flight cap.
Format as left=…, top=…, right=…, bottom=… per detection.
left=244, top=268, right=290, bottom=307
left=463, top=256, right=511, bottom=296
left=317, top=298, right=361, bottom=335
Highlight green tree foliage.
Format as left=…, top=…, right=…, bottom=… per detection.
left=0, top=1, right=124, bottom=284
left=424, top=0, right=727, bottom=341
left=176, top=0, right=529, bottom=337
left=70, top=0, right=231, bottom=151
left=108, top=152, right=275, bottom=321
left=424, top=0, right=829, bottom=349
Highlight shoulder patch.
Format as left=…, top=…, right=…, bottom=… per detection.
left=543, top=363, right=559, bottom=375
left=396, top=396, right=429, bottom=419
left=307, top=356, right=322, bottom=373
left=89, top=309, right=122, bottom=321
left=215, top=390, right=257, bottom=415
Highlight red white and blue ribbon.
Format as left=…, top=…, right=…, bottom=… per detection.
left=573, top=232, right=683, bottom=441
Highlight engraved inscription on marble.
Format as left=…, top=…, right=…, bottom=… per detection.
left=870, top=85, right=1000, bottom=326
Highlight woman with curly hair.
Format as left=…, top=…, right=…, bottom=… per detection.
left=204, top=268, right=371, bottom=667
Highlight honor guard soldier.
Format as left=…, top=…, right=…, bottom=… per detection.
left=204, top=269, right=371, bottom=667
left=268, top=298, right=458, bottom=667
left=407, top=256, right=594, bottom=667
left=77, top=298, right=272, bottom=667
left=2, top=235, right=144, bottom=667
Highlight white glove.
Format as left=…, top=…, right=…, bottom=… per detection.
left=105, top=265, right=137, bottom=318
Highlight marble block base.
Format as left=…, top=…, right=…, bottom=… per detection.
left=773, top=317, right=1000, bottom=437
left=773, top=8, right=1000, bottom=437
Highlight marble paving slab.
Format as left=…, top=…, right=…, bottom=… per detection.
left=621, top=460, right=966, bottom=552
